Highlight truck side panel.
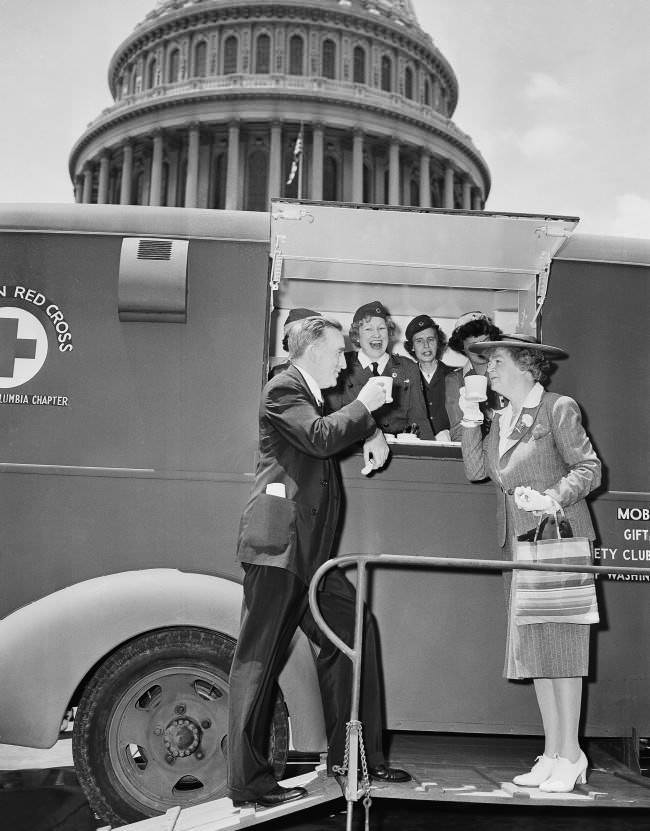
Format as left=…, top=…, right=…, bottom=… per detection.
left=1, top=230, right=268, bottom=616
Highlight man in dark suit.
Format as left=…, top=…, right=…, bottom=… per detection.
left=227, top=316, right=409, bottom=808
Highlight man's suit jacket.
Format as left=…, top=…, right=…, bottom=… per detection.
left=461, top=391, right=601, bottom=548
left=237, top=364, right=376, bottom=584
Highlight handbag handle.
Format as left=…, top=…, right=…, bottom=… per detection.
left=533, top=507, right=567, bottom=542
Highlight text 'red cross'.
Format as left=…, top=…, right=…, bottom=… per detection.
left=0, top=316, right=38, bottom=378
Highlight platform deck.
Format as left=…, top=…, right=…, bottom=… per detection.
left=107, top=734, right=650, bottom=830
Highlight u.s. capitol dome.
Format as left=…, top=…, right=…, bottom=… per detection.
left=69, top=0, right=490, bottom=211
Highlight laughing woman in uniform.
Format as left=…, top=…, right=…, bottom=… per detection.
left=458, top=334, right=601, bottom=793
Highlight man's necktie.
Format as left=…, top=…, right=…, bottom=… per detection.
left=371, top=362, right=379, bottom=376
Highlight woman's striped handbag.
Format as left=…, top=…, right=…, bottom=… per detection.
left=513, top=513, right=599, bottom=625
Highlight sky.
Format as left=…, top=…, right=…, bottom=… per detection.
left=0, top=0, right=648, bottom=238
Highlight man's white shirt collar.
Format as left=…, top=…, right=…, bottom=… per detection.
left=357, top=351, right=390, bottom=374
left=293, top=363, right=323, bottom=406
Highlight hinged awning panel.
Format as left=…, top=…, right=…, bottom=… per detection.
left=271, top=202, right=579, bottom=290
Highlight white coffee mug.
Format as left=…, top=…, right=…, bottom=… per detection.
left=464, top=375, right=488, bottom=402
left=374, top=376, right=393, bottom=403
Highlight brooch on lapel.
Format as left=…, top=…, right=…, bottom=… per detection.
left=531, top=423, right=550, bottom=440
left=509, top=412, right=534, bottom=441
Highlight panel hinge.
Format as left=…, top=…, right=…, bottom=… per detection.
left=270, top=234, right=286, bottom=291
left=271, top=204, right=314, bottom=223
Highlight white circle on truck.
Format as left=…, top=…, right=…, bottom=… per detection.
left=0, top=307, right=49, bottom=388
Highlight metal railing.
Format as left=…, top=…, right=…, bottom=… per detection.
left=308, top=552, right=648, bottom=830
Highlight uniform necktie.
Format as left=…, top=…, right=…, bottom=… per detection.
left=371, top=362, right=379, bottom=376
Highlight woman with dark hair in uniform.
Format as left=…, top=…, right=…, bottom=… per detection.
left=404, top=314, right=452, bottom=441
left=445, top=311, right=503, bottom=440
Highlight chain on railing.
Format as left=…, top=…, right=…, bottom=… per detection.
left=308, top=552, right=649, bottom=831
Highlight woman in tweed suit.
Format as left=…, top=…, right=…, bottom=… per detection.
left=459, top=334, right=601, bottom=793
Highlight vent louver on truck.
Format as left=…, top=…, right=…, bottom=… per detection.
left=118, top=237, right=189, bottom=323
left=137, top=239, right=174, bottom=260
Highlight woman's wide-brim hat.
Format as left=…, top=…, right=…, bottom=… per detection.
left=467, top=333, right=568, bottom=359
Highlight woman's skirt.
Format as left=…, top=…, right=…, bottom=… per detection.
left=503, top=532, right=590, bottom=680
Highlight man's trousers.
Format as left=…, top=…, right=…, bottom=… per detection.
left=227, top=563, right=385, bottom=801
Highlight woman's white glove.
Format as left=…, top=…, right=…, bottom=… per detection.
left=459, top=387, right=484, bottom=427
left=514, top=486, right=559, bottom=514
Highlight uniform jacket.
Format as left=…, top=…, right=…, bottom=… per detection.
left=326, top=352, right=429, bottom=436
left=237, top=363, right=376, bottom=584
left=461, top=391, right=601, bottom=548
left=417, top=362, right=452, bottom=439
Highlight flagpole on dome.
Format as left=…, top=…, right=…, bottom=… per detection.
left=297, top=121, right=304, bottom=199
left=286, top=122, right=304, bottom=198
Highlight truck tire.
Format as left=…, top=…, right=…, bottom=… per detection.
left=72, top=627, right=289, bottom=826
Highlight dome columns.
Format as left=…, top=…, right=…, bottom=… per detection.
left=97, top=153, right=110, bottom=205
left=311, top=123, right=324, bottom=201
left=352, top=128, right=364, bottom=203
left=269, top=121, right=283, bottom=201
left=388, top=137, right=400, bottom=205
left=419, top=149, right=431, bottom=209
left=82, top=166, right=94, bottom=204
left=72, top=121, right=484, bottom=213
left=443, top=162, right=454, bottom=210
left=149, top=130, right=165, bottom=207
left=225, top=121, right=241, bottom=210
left=120, top=141, right=134, bottom=205
left=185, top=123, right=201, bottom=208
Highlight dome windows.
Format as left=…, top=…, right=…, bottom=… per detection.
left=353, top=45, right=366, bottom=84
left=168, top=48, right=181, bottom=83
left=322, top=38, right=336, bottom=79
left=255, top=33, right=271, bottom=74
left=223, top=35, right=238, bottom=74
left=289, top=34, right=304, bottom=75
left=380, top=55, right=392, bottom=91
left=193, top=40, right=207, bottom=78
left=146, top=56, right=157, bottom=90
left=404, top=65, right=414, bottom=99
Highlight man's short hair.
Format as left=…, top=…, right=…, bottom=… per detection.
left=288, top=316, right=342, bottom=360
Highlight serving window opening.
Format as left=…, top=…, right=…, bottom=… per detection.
left=267, top=201, right=578, bottom=451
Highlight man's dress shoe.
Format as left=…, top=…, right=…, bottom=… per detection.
left=368, top=764, right=411, bottom=783
left=232, top=783, right=308, bottom=808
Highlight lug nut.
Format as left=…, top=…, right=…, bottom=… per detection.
left=175, top=704, right=186, bottom=715
left=201, top=720, right=211, bottom=729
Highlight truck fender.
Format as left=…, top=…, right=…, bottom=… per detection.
left=0, top=569, right=326, bottom=751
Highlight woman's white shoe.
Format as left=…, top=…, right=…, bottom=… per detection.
left=538, top=751, right=588, bottom=792
left=512, top=753, right=557, bottom=787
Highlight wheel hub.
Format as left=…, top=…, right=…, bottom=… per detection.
left=163, top=718, right=201, bottom=758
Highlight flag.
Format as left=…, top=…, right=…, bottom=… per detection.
left=286, top=126, right=304, bottom=185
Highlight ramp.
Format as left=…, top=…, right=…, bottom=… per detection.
left=101, top=765, right=341, bottom=831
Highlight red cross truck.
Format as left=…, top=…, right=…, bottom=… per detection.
left=0, top=200, right=648, bottom=825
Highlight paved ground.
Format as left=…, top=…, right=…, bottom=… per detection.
left=2, top=737, right=649, bottom=831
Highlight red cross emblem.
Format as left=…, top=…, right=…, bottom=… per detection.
left=0, top=308, right=48, bottom=388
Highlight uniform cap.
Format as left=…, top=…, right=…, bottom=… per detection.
left=284, top=307, right=320, bottom=328
left=405, top=314, right=436, bottom=342
left=352, top=300, right=389, bottom=323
